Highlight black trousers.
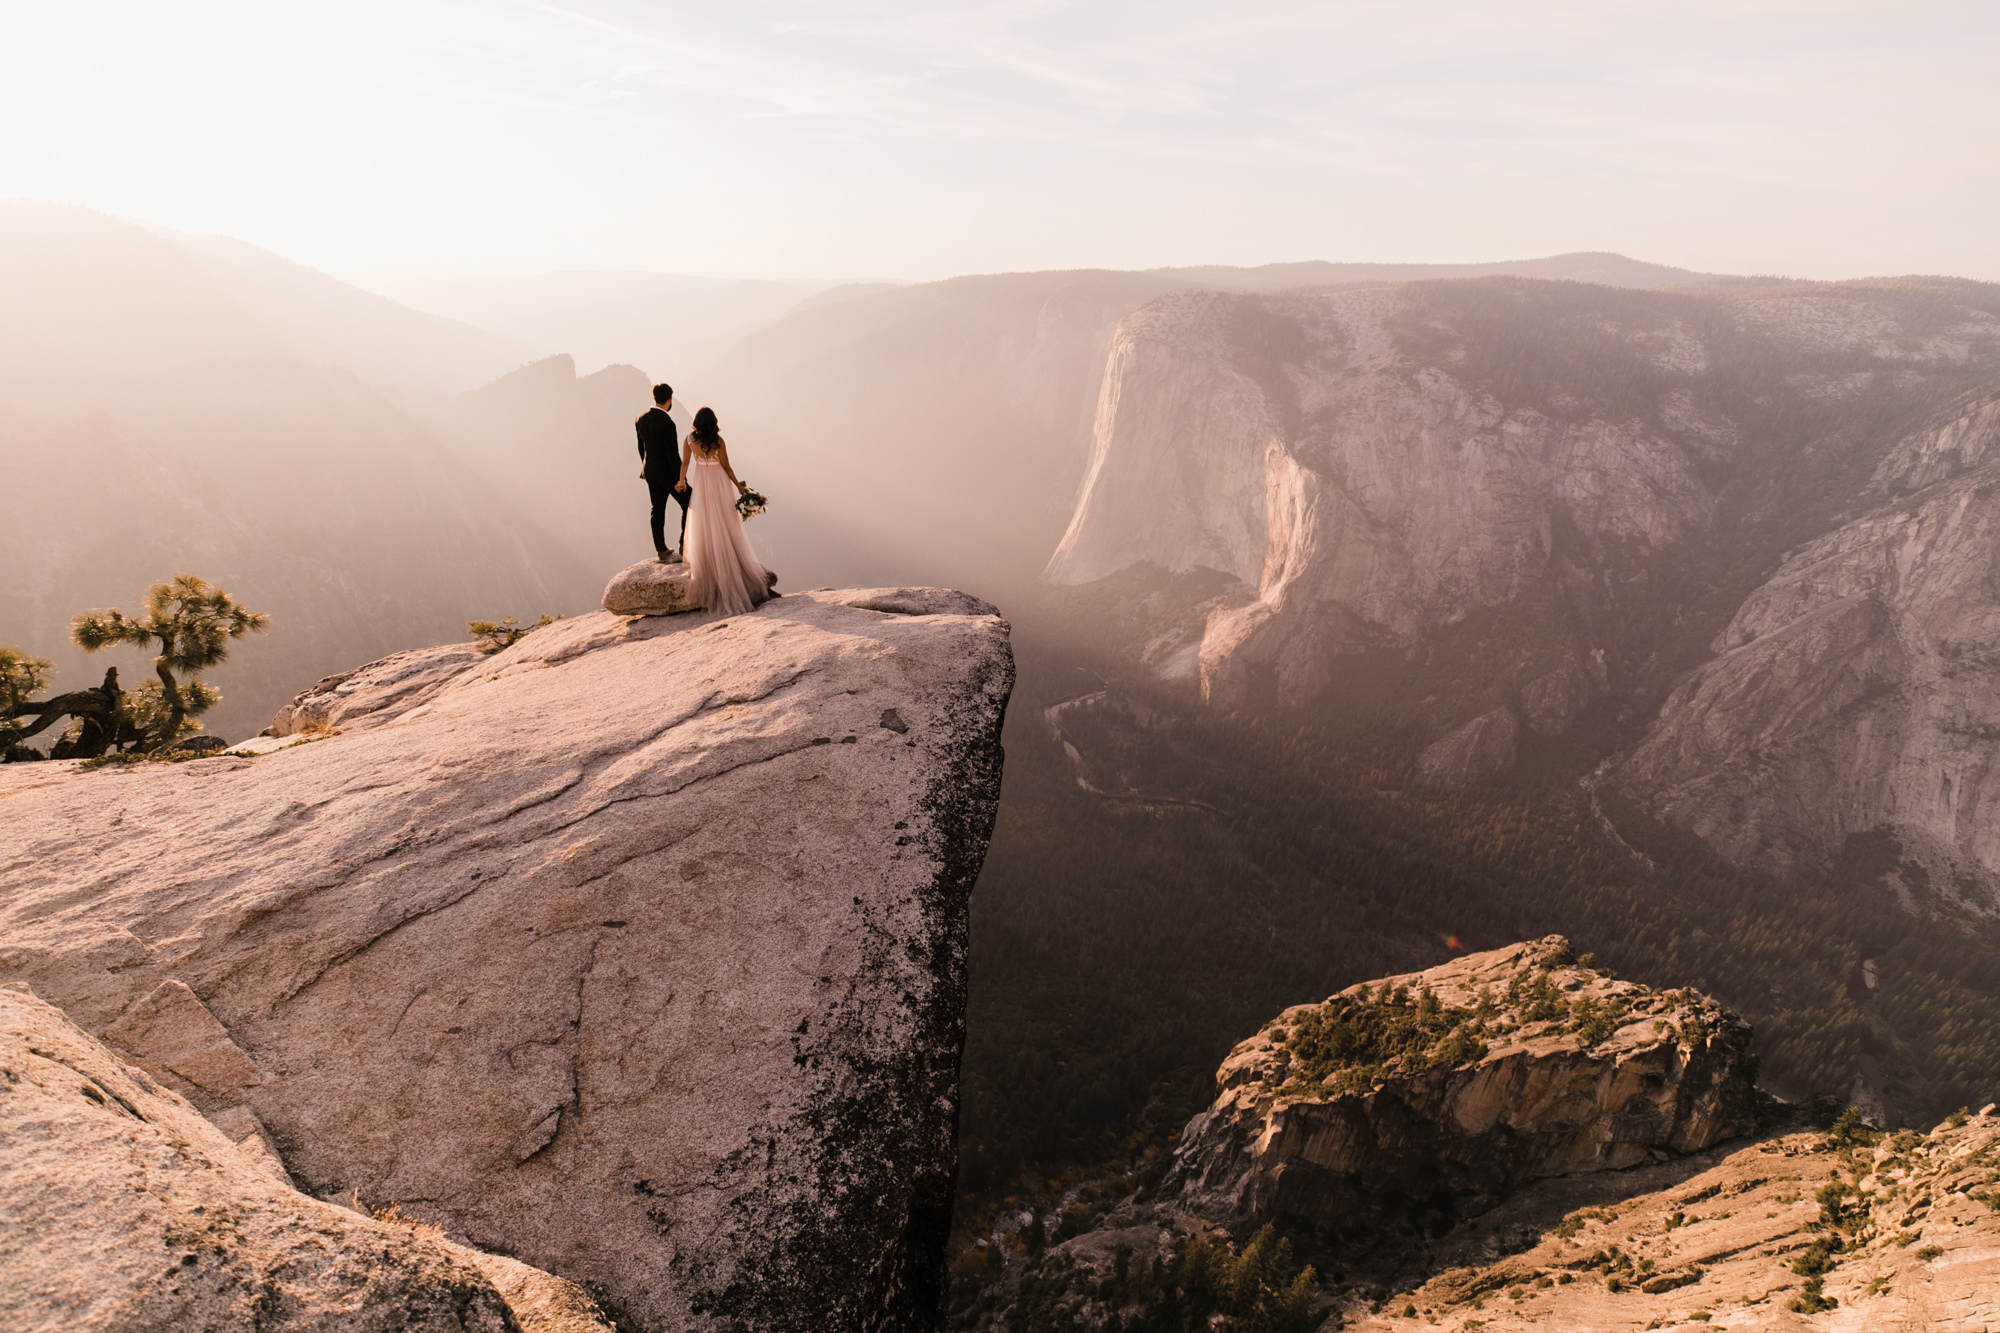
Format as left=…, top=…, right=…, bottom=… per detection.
left=649, top=481, right=690, bottom=554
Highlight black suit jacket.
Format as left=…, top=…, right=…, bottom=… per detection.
left=635, top=408, right=681, bottom=495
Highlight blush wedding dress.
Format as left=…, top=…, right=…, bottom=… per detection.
left=684, top=449, right=771, bottom=617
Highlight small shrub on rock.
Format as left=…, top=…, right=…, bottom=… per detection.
left=468, top=613, right=560, bottom=654
left=1788, top=1275, right=1837, bottom=1313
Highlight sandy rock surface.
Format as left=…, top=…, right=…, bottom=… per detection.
left=0, top=589, right=1015, bottom=1331
left=1340, top=1108, right=2000, bottom=1332
left=1167, top=938, right=1758, bottom=1237
left=264, top=641, right=485, bottom=737
left=0, top=985, right=612, bottom=1333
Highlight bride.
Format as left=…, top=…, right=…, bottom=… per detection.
left=673, top=407, right=772, bottom=616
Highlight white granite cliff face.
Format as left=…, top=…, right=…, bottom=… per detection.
left=1046, top=290, right=1713, bottom=711
left=1611, top=391, right=2000, bottom=901
left=1045, top=282, right=2000, bottom=880
left=0, top=588, right=1015, bottom=1332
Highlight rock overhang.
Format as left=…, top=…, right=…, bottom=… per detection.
left=0, top=588, right=1015, bottom=1333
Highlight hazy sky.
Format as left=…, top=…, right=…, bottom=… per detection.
left=4, top=1, right=1996, bottom=282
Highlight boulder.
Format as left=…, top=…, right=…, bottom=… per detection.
left=602, top=558, right=782, bottom=617
left=0, top=985, right=612, bottom=1333
left=1416, top=707, right=1519, bottom=787
left=601, top=557, right=698, bottom=616
left=0, top=588, right=1015, bottom=1331
left=1165, top=938, right=1758, bottom=1238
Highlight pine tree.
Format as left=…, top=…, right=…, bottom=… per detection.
left=0, top=648, right=54, bottom=759
left=70, top=574, right=269, bottom=751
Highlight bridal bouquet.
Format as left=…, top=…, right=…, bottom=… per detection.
left=736, top=483, right=769, bottom=520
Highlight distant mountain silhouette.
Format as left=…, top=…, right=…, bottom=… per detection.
left=0, top=215, right=1776, bottom=740
left=369, top=269, right=848, bottom=380
left=1152, top=250, right=1714, bottom=291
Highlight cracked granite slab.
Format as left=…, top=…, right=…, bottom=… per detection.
left=0, top=589, right=1015, bottom=1332
left=0, top=985, right=614, bottom=1333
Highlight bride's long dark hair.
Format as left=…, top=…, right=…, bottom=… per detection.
left=691, top=407, right=721, bottom=451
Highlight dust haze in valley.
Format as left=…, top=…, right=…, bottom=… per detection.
left=12, top=196, right=2000, bottom=1227
left=0, top=201, right=1720, bottom=740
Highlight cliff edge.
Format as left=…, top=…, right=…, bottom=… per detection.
left=0, top=588, right=1015, bottom=1331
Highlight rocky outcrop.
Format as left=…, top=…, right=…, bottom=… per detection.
left=1165, top=939, right=1758, bottom=1239
left=1520, top=651, right=1603, bottom=737
left=1611, top=392, right=2000, bottom=901
left=0, top=985, right=612, bottom=1333
left=1871, top=388, right=2000, bottom=496
left=1416, top=707, right=1519, bottom=787
left=0, top=588, right=1015, bottom=1331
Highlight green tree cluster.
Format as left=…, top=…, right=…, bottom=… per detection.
left=993, top=1227, right=1316, bottom=1333
left=1279, top=984, right=1488, bottom=1091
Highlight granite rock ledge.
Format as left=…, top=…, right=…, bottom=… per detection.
left=0, top=588, right=1016, bottom=1332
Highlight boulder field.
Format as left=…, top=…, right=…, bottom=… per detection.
left=0, top=587, right=1015, bottom=1331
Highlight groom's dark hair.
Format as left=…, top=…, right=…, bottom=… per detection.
left=652, top=383, right=673, bottom=405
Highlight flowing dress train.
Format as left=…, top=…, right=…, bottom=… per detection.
left=684, top=454, right=770, bottom=616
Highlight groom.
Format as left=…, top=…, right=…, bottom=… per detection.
left=635, top=382, right=688, bottom=562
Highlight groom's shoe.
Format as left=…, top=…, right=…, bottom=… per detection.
left=656, top=548, right=672, bottom=563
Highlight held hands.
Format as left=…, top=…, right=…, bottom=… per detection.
left=674, top=480, right=689, bottom=493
